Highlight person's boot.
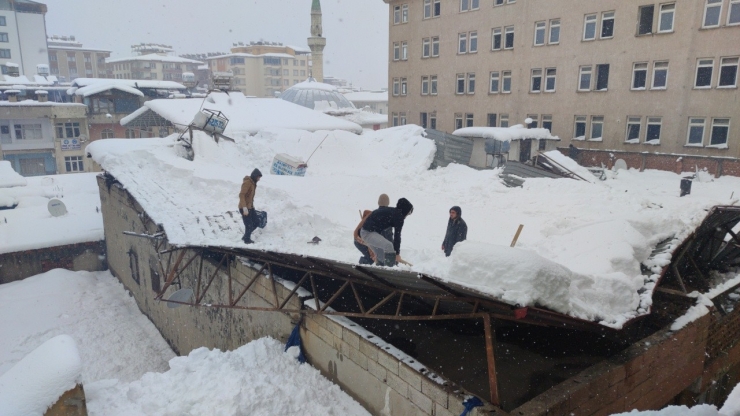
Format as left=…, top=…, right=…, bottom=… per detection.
left=242, top=235, right=254, bottom=244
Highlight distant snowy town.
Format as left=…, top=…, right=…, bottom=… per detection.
left=1, top=0, right=740, bottom=416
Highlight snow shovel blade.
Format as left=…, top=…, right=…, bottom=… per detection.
left=167, top=288, right=194, bottom=308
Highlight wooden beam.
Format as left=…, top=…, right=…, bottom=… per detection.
left=483, top=314, right=500, bottom=406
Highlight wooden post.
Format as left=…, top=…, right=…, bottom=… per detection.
left=483, top=314, right=500, bottom=406
left=510, top=224, right=524, bottom=247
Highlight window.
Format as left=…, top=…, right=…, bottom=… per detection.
left=703, top=0, right=722, bottom=28
left=458, top=33, right=467, bottom=53
left=579, top=66, right=592, bottom=91
left=467, top=73, right=475, bottom=94
left=401, top=42, right=408, bottom=60
left=55, top=122, right=80, bottom=139
left=646, top=117, right=662, bottom=143
left=294, top=69, right=299, bottom=76
left=49, top=53, right=57, bottom=62
left=632, top=62, right=648, bottom=89
left=487, top=113, right=497, bottom=127
left=590, top=116, right=604, bottom=140
left=695, top=59, right=714, bottom=88
left=504, top=26, right=515, bottom=49
left=424, top=0, right=441, bottom=18
left=542, top=115, right=553, bottom=132
left=392, top=113, right=399, bottom=127
left=422, top=38, right=430, bottom=58
left=534, top=21, right=546, bottom=46
left=626, top=117, right=642, bottom=142
left=469, top=31, right=478, bottom=52
left=464, top=113, right=474, bottom=127
left=402, top=4, right=409, bottom=22
left=400, top=112, right=407, bottom=125
left=393, top=78, right=400, bottom=95
left=151, top=266, right=161, bottom=293
left=457, top=73, right=465, bottom=94
left=492, top=28, right=502, bottom=50
left=652, top=61, right=669, bottom=89
left=460, top=0, right=479, bottom=12
left=283, top=69, right=289, bottom=76
left=0, top=33, right=7, bottom=43
left=719, top=57, right=739, bottom=87
left=129, top=250, right=140, bottom=285
left=101, top=129, right=114, bottom=139
left=455, top=113, right=463, bottom=130
left=401, top=77, right=407, bottom=95
left=531, top=69, right=542, bottom=92
left=730, top=0, right=740, bottom=24
left=0, top=49, right=10, bottom=59
left=432, top=37, right=440, bottom=56
left=430, top=112, right=437, bottom=129
left=584, top=14, right=597, bottom=40
left=545, top=68, right=556, bottom=92
left=394, top=5, right=401, bottom=24
left=594, top=64, right=610, bottom=90
left=393, top=42, right=400, bottom=61
left=601, top=12, right=615, bottom=38
left=549, top=19, right=561, bottom=44
left=502, top=71, right=512, bottom=93
left=0, top=17, right=5, bottom=26
left=420, top=112, right=429, bottom=128
left=65, top=156, right=84, bottom=172
left=431, top=75, right=438, bottom=95
left=687, top=117, right=705, bottom=145
left=527, top=114, right=539, bottom=128
left=709, top=118, right=730, bottom=146
left=500, top=114, right=509, bottom=128
left=490, top=71, right=500, bottom=93
left=638, top=5, right=655, bottom=35
left=125, top=128, right=138, bottom=139
left=574, top=116, right=587, bottom=138
left=658, top=3, right=675, bottom=32
left=230, top=57, right=245, bottom=65
left=421, top=76, right=430, bottom=95
left=14, top=124, right=43, bottom=140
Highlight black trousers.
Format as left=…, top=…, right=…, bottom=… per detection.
left=242, top=209, right=257, bottom=239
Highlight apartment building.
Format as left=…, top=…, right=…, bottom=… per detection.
left=0, top=0, right=48, bottom=80
left=385, top=0, right=740, bottom=159
left=47, top=35, right=111, bottom=81
left=108, top=54, right=203, bottom=82
left=206, top=42, right=311, bottom=97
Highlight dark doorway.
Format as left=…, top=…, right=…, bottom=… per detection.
left=519, top=139, right=532, bottom=162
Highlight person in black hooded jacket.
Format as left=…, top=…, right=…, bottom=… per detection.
left=441, top=206, right=467, bottom=257
left=360, top=198, right=413, bottom=266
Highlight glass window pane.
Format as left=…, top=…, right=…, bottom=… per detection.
left=688, top=126, right=704, bottom=144
left=710, top=125, right=728, bottom=145
left=719, top=65, right=738, bottom=87
left=647, top=124, right=661, bottom=141
left=696, top=66, right=713, bottom=87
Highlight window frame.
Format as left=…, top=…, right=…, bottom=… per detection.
left=590, top=116, right=604, bottom=141
left=401, top=42, right=408, bottom=60
left=626, top=116, right=642, bottom=143
left=595, top=64, right=610, bottom=91
left=460, top=0, right=479, bottom=12
left=651, top=61, right=669, bottom=90
left=454, top=113, right=464, bottom=130
left=658, top=3, right=676, bottom=33
left=393, top=42, right=400, bottom=61
left=545, top=68, right=556, bottom=92
left=400, top=77, right=408, bottom=96
left=686, top=117, right=706, bottom=146
left=504, top=26, right=515, bottom=49
left=465, top=113, right=474, bottom=128
left=695, top=58, right=714, bottom=89
left=549, top=19, right=561, bottom=44
left=708, top=118, right=730, bottom=147
left=64, top=155, right=84, bottom=172
left=638, top=5, right=655, bottom=35
left=469, top=31, right=478, bottom=53
left=502, top=71, right=512, bottom=93
left=645, top=117, right=663, bottom=144
left=402, top=4, right=409, bottom=22
left=718, top=57, right=739, bottom=88
left=583, top=13, right=597, bottom=40
left=431, top=36, right=440, bottom=56
left=601, top=11, right=615, bottom=39
left=578, top=65, right=593, bottom=91
left=490, top=71, right=500, bottom=93
left=458, top=33, right=468, bottom=54
left=534, top=21, right=546, bottom=46
left=632, top=62, right=648, bottom=90
left=422, top=38, right=431, bottom=58
left=421, top=76, right=430, bottom=95
left=467, top=72, right=476, bottom=94
left=392, top=77, right=400, bottom=96
left=487, top=113, right=497, bottom=127
left=430, top=75, right=438, bottom=95
left=492, top=28, right=502, bottom=51
left=530, top=68, right=542, bottom=93
left=542, top=115, right=553, bottom=132
left=456, top=73, right=466, bottom=94
left=703, top=0, right=723, bottom=28
left=729, top=0, right=740, bottom=25
left=394, top=5, right=401, bottom=24
left=574, top=115, right=588, bottom=139
left=500, top=114, right=509, bottom=128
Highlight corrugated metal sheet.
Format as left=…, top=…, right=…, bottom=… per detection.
left=425, top=129, right=474, bottom=168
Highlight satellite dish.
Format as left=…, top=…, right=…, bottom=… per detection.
left=167, top=288, right=194, bottom=308
left=47, top=198, right=67, bottom=217
left=613, top=159, right=628, bottom=171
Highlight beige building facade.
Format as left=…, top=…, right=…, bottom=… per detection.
left=206, top=43, right=311, bottom=97
left=108, top=54, right=203, bottom=82
left=47, top=35, right=111, bottom=81
left=385, top=0, right=740, bottom=158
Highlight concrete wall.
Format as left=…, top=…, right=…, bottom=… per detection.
left=0, top=240, right=106, bottom=284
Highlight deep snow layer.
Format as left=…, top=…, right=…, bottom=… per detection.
left=613, top=381, right=740, bottom=415
left=87, top=126, right=740, bottom=328
left=0, top=172, right=104, bottom=254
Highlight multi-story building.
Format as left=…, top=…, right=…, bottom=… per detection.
left=384, top=0, right=740, bottom=160
left=47, top=35, right=111, bottom=82
left=0, top=0, right=49, bottom=80
left=0, top=93, right=91, bottom=176
left=206, top=42, right=312, bottom=97
left=344, top=90, right=389, bottom=114
left=108, top=54, right=203, bottom=82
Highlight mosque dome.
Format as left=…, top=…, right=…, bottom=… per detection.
left=279, top=78, right=355, bottom=111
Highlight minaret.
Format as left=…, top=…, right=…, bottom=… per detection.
left=307, top=0, right=326, bottom=82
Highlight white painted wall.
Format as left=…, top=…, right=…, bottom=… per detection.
left=0, top=9, right=48, bottom=80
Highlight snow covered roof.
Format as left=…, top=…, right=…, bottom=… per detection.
left=280, top=79, right=356, bottom=111
left=86, top=126, right=740, bottom=329
left=73, top=83, right=144, bottom=97
left=125, top=92, right=362, bottom=134
left=0, top=100, right=85, bottom=107
left=0, top=75, right=58, bottom=86
left=454, top=125, right=560, bottom=142
left=70, top=78, right=186, bottom=90
left=343, top=91, right=388, bottom=103
left=106, top=54, right=203, bottom=64
left=205, top=52, right=297, bottom=60
left=334, top=109, right=388, bottom=126
left=0, top=173, right=104, bottom=254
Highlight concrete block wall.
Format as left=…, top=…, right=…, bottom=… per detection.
left=0, top=241, right=106, bottom=284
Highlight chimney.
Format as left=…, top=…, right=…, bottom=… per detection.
left=6, top=90, right=19, bottom=102
left=36, top=90, right=48, bottom=102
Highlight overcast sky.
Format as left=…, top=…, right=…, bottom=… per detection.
left=42, top=0, right=389, bottom=89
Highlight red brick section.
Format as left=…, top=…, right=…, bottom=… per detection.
left=511, top=315, right=711, bottom=416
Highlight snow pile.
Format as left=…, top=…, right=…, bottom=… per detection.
left=612, top=382, right=740, bottom=415
left=0, top=161, right=26, bottom=188
left=88, top=126, right=740, bottom=328
left=86, top=337, right=370, bottom=415
left=454, top=124, right=559, bottom=142
left=0, top=173, right=103, bottom=254
left=0, top=335, right=81, bottom=416
left=541, top=150, right=598, bottom=183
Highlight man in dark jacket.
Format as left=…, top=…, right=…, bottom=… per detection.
left=360, top=198, right=413, bottom=266
left=238, top=168, right=262, bottom=244
left=442, top=206, right=467, bottom=257
left=354, top=194, right=393, bottom=264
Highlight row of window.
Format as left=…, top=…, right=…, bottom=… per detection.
left=393, top=0, right=739, bottom=31
left=391, top=56, right=738, bottom=97
left=575, top=115, right=731, bottom=147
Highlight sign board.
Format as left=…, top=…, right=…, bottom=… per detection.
left=192, top=109, right=228, bottom=134
left=47, top=198, right=67, bottom=217
left=271, top=153, right=307, bottom=177
left=61, top=138, right=81, bottom=151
